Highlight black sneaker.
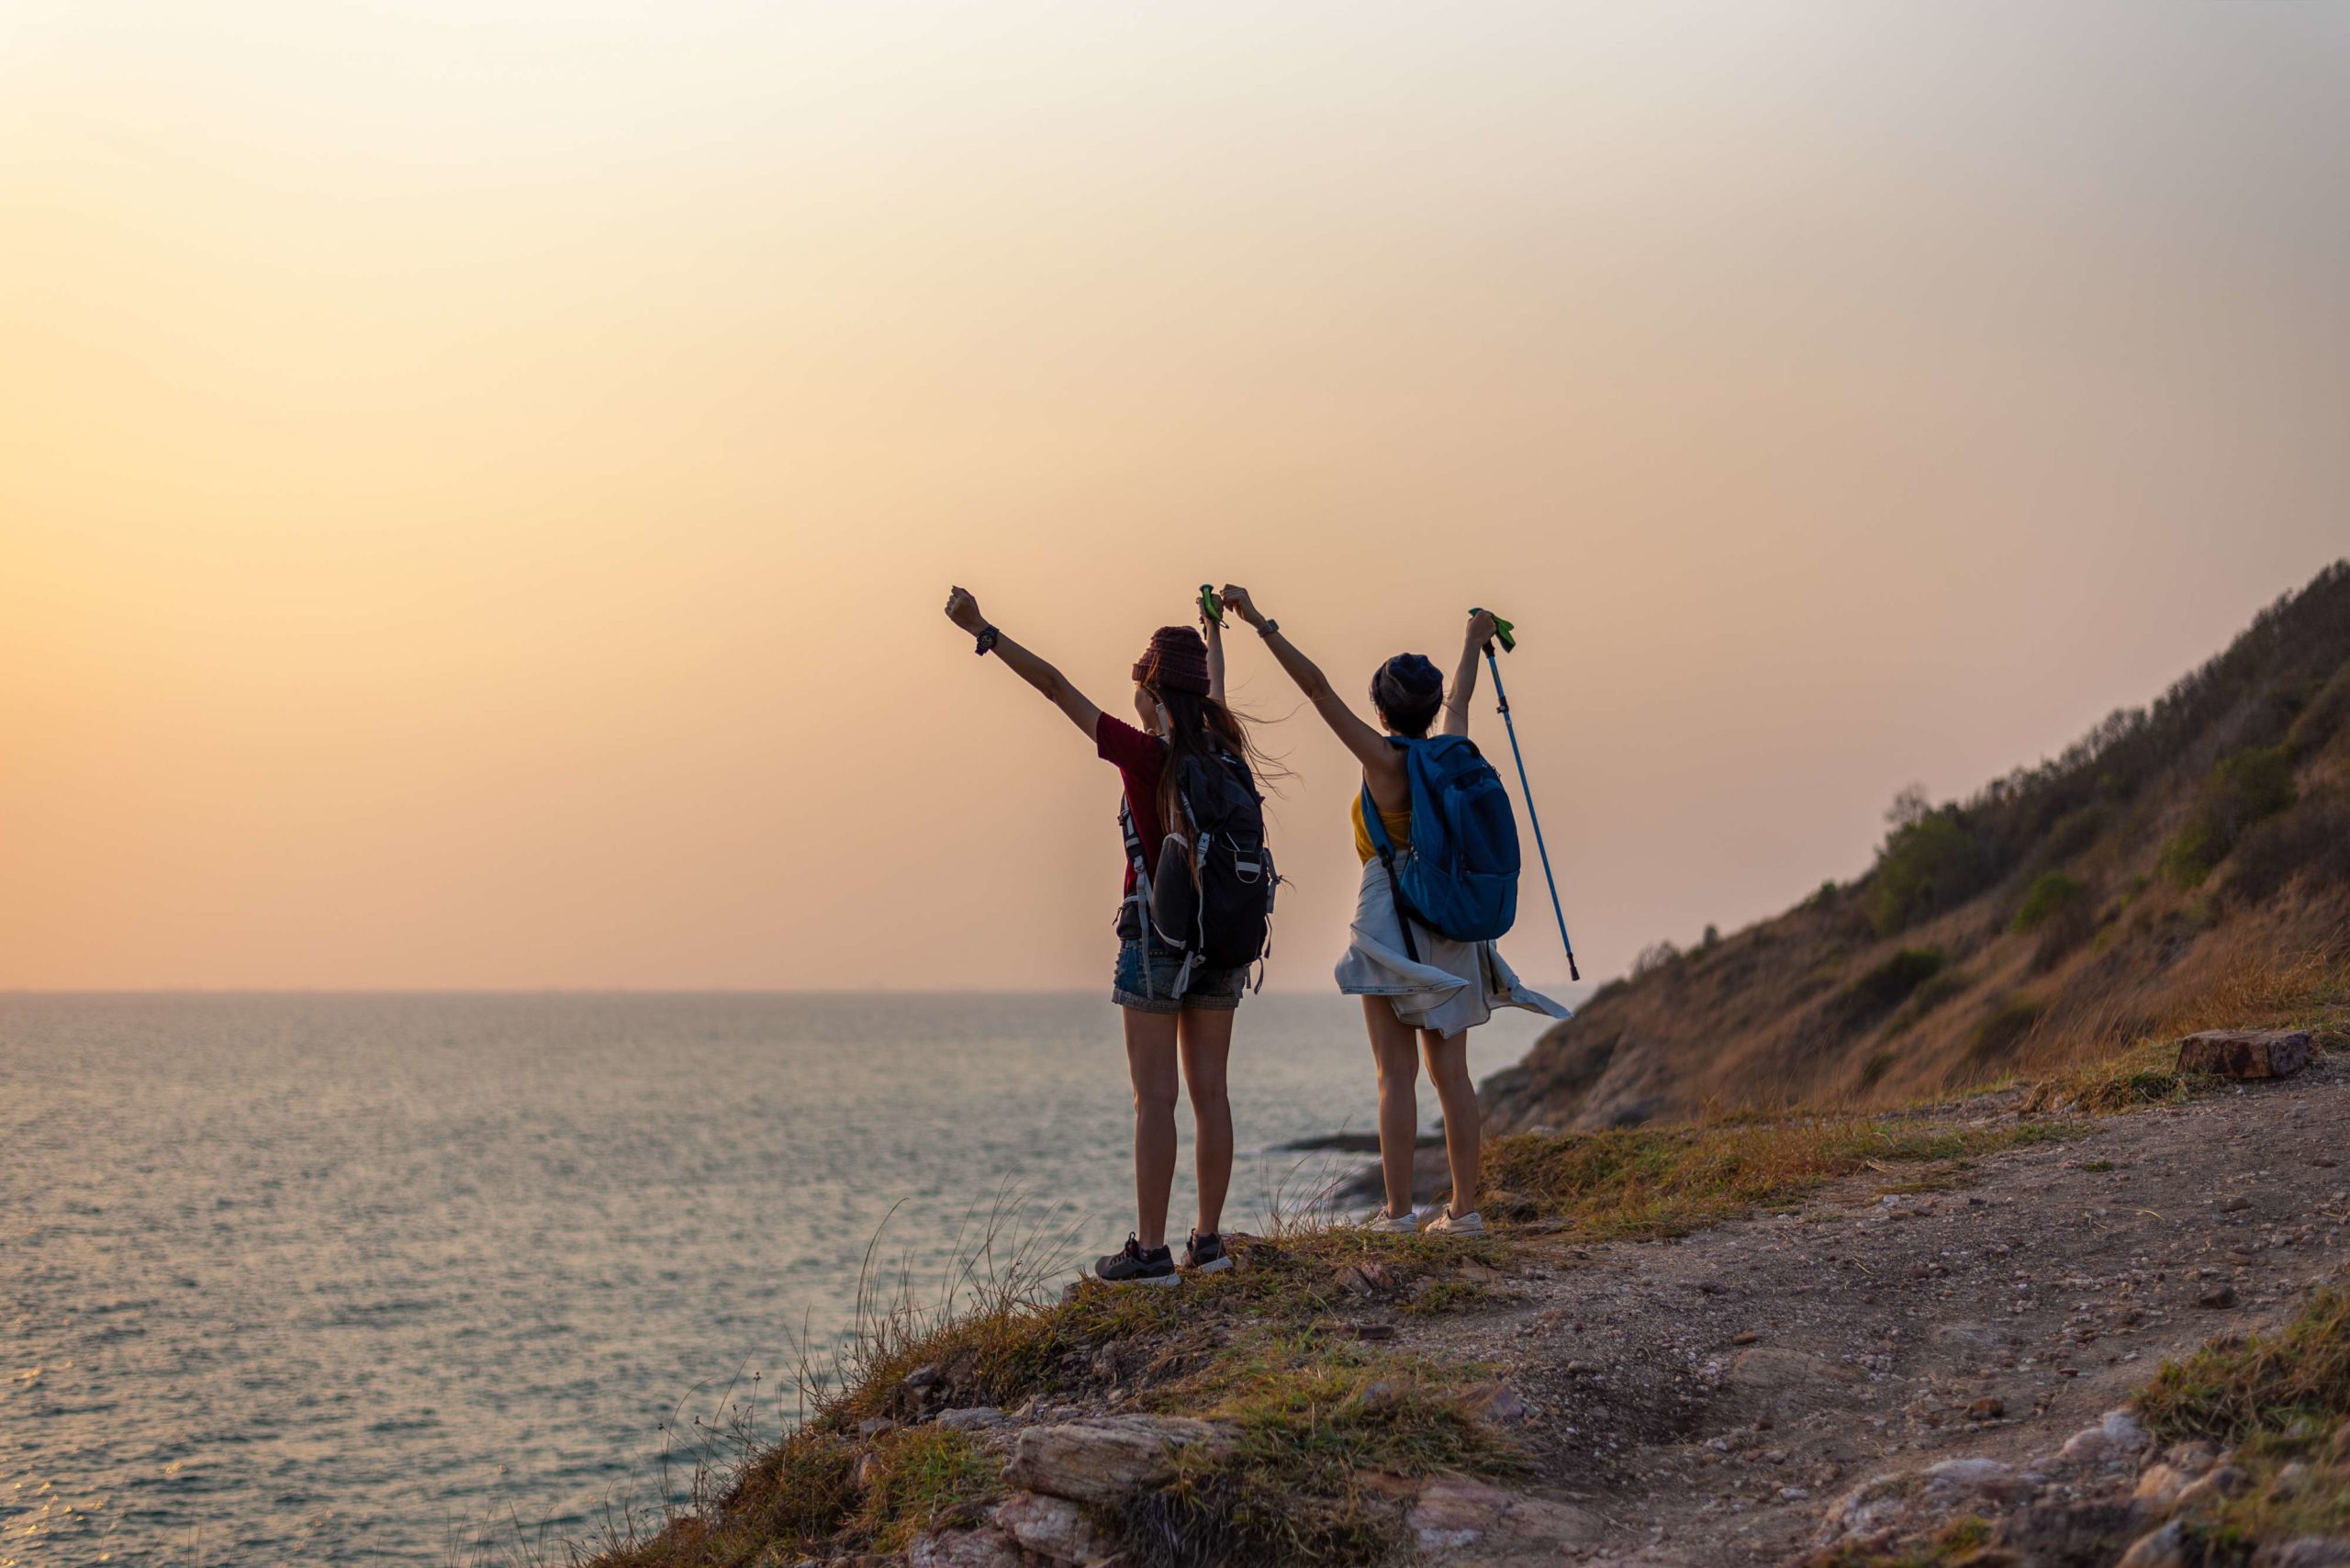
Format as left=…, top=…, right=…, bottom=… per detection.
left=1182, top=1229, right=1232, bottom=1274
left=1093, top=1234, right=1180, bottom=1288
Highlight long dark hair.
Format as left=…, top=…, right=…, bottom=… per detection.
left=1147, top=686, right=1283, bottom=830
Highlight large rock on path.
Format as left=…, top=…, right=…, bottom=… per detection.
left=1003, top=1414, right=1233, bottom=1506
left=2176, top=1029, right=2311, bottom=1080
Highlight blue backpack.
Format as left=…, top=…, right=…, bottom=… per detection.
left=1360, top=734, right=1520, bottom=958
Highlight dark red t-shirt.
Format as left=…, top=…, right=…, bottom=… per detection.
left=1095, top=712, right=1168, bottom=892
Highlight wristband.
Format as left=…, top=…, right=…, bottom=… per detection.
left=974, top=625, right=1000, bottom=656
left=1254, top=619, right=1280, bottom=639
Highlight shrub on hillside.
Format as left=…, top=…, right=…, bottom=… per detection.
left=2161, top=745, right=2300, bottom=889
left=1868, top=809, right=1994, bottom=935
left=2227, top=786, right=2350, bottom=905
left=1855, top=564, right=2347, bottom=919
left=1631, top=940, right=1680, bottom=979
left=2010, top=871, right=2085, bottom=935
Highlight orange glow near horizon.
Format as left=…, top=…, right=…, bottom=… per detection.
left=4, top=4, right=2346, bottom=989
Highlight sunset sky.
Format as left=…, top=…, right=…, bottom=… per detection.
left=4, top=3, right=2345, bottom=990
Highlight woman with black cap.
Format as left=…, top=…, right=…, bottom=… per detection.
left=942, top=587, right=1272, bottom=1286
left=1214, top=586, right=1566, bottom=1238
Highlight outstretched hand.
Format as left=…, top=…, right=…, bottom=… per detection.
left=1467, top=609, right=1498, bottom=650
left=944, top=586, right=986, bottom=634
left=1217, top=584, right=1262, bottom=628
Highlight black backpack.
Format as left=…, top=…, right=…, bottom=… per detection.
left=1119, top=749, right=1276, bottom=996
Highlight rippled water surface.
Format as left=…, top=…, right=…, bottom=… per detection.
left=1, top=992, right=1560, bottom=1564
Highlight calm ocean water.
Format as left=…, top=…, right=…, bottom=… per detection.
left=0, top=991, right=1562, bottom=1565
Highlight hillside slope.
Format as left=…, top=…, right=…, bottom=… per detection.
left=1483, top=560, right=2350, bottom=1134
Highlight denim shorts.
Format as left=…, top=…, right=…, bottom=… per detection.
left=1113, top=932, right=1248, bottom=1014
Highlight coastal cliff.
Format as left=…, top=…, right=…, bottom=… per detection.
left=1483, top=560, right=2350, bottom=1137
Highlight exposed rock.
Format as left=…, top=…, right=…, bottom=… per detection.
left=906, top=1526, right=1026, bottom=1568
left=935, top=1406, right=1008, bottom=1432
left=2133, top=1462, right=2190, bottom=1510
left=1407, top=1476, right=1603, bottom=1562
left=2175, top=1464, right=2250, bottom=1512
left=2060, top=1409, right=2152, bottom=1463
left=1461, top=1382, right=1528, bottom=1426
left=2267, top=1462, right=2315, bottom=1501
left=1820, top=1458, right=2038, bottom=1546
left=1004, top=1415, right=1233, bottom=1506
left=1337, top=1260, right=1395, bottom=1295
left=2165, top=1440, right=2221, bottom=1478
left=2117, top=1519, right=2193, bottom=1568
left=1994, top=1500, right=2143, bottom=1565
left=2200, top=1283, right=2241, bottom=1309
left=990, top=1491, right=1115, bottom=1565
left=1967, top=1395, right=2007, bottom=1421
left=2176, top=1029, right=2313, bottom=1080
left=1922, top=1456, right=2038, bottom=1506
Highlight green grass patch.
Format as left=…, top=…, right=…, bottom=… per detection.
left=851, top=1427, right=1001, bottom=1550
left=1130, top=1350, right=1522, bottom=1568
left=2023, top=1036, right=2220, bottom=1114
left=1482, top=1114, right=2071, bottom=1238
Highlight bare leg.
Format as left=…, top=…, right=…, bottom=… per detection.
left=1123, top=1007, right=1181, bottom=1250
left=1361, top=996, right=1423, bottom=1217
left=1421, top=1029, right=1480, bottom=1216
left=1178, top=1007, right=1236, bottom=1238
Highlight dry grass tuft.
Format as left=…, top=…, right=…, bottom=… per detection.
left=2133, top=1283, right=2350, bottom=1545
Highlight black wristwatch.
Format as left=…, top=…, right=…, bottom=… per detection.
left=1254, top=618, right=1280, bottom=639
left=974, top=624, right=1000, bottom=656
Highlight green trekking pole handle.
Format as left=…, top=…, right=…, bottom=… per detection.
left=1199, top=585, right=1225, bottom=627
left=1470, top=609, right=1577, bottom=982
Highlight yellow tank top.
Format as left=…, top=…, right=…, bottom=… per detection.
left=1351, top=791, right=1413, bottom=865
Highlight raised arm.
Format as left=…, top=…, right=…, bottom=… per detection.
left=944, top=587, right=1102, bottom=737
left=1217, top=584, right=1401, bottom=780
left=1442, top=610, right=1499, bottom=737
left=1203, top=599, right=1226, bottom=706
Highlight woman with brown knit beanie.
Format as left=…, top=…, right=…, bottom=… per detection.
left=1214, top=585, right=1567, bottom=1240
left=942, top=586, right=1276, bottom=1287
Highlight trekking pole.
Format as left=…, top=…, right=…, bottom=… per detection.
left=1471, top=609, right=1580, bottom=983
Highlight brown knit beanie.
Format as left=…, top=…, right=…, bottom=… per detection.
left=1132, top=625, right=1212, bottom=695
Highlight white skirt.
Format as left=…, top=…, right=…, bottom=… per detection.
left=1333, top=858, right=1572, bottom=1036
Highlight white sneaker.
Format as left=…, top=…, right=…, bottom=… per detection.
left=1425, top=1209, right=1485, bottom=1238
left=1360, top=1208, right=1420, bottom=1235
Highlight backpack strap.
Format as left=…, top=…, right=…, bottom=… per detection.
left=1117, top=796, right=1156, bottom=1000
left=1361, top=782, right=1422, bottom=966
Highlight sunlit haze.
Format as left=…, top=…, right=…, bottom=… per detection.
left=5, top=3, right=2345, bottom=990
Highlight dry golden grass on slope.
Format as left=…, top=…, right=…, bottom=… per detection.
left=2015, top=930, right=2350, bottom=1113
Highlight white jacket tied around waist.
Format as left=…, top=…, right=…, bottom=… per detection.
left=1334, top=857, right=1572, bottom=1036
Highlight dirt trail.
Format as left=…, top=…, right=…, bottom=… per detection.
left=1387, top=1058, right=2350, bottom=1564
